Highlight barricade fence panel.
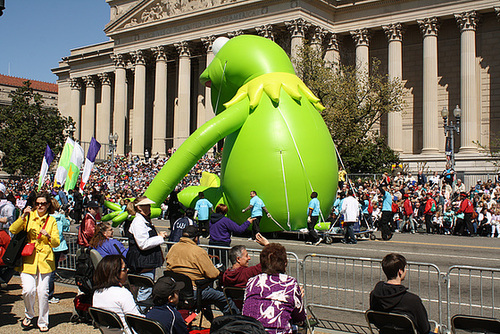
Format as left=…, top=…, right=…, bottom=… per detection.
left=302, top=254, right=443, bottom=328
left=445, top=265, right=500, bottom=329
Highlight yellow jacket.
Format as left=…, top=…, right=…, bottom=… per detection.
left=10, top=211, right=60, bottom=274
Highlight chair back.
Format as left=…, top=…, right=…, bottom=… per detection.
left=127, top=273, right=155, bottom=313
left=125, top=314, right=167, bottom=334
left=88, top=307, right=124, bottom=334
left=365, top=310, right=418, bottom=334
left=223, top=286, right=245, bottom=314
left=451, top=314, right=500, bottom=334
left=163, top=271, right=195, bottom=309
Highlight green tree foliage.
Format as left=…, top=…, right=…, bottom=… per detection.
left=296, top=45, right=404, bottom=173
left=0, top=81, right=73, bottom=176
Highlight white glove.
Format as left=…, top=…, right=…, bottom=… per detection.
left=307, top=216, right=311, bottom=223
left=267, top=213, right=272, bottom=218
left=193, top=211, right=198, bottom=220
left=242, top=209, right=245, bottom=213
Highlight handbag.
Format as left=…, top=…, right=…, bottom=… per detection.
left=21, top=216, right=49, bottom=257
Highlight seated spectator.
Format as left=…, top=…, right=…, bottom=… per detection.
left=165, top=225, right=238, bottom=321
left=243, top=243, right=306, bottom=334
left=92, top=255, right=142, bottom=334
left=146, top=276, right=189, bottom=334
left=89, top=222, right=128, bottom=258
left=222, top=233, right=269, bottom=288
left=369, top=253, right=430, bottom=334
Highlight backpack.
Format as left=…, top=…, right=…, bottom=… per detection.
left=431, top=201, right=436, bottom=213
left=391, top=202, right=399, bottom=213
left=75, top=248, right=94, bottom=295
left=210, top=315, right=267, bottom=334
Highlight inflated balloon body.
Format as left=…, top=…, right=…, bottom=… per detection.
left=104, top=35, right=338, bottom=231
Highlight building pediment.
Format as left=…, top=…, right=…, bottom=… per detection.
left=105, top=0, right=243, bottom=34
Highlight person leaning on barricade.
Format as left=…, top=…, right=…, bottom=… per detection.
left=369, top=253, right=431, bottom=334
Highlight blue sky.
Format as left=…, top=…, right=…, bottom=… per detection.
left=0, top=1, right=110, bottom=83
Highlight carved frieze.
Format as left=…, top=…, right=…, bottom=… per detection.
left=124, top=0, right=240, bottom=28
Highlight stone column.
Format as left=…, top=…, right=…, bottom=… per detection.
left=202, top=36, right=216, bottom=123
left=324, top=34, right=340, bottom=70
left=70, top=78, right=82, bottom=140
left=311, top=26, right=326, bottom=52
left=97, top=72, right=112, bottom=145
left=174, top=41, right=191, bottom=149
left=383, top=23, right=404, bottom=153
left=285, top=18, right=309, bottom=71
left=256, top=24, right=275, bottom=41
left=82, top=75, right=96, bottom=143
left=131, top=50, right=147, bottom=156
left=418, top=18, right=440, bottom=154
left=455, top=11, right=479, bottom=153
left=112, top=54, right=127, bottom=155
left=350, top=29, right=370, bottom=81
left=152, top=46, right=167, bottom=156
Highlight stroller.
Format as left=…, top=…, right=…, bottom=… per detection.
left=70, top=248, right=102, bottom=323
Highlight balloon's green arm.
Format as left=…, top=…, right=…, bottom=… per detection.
left=144, top=99, right=250, bottom=207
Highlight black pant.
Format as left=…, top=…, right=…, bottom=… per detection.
left=380, top=211, right=393, bottom=240
left=251, top=216, right=262, bottom=239
left=464, top=212, right=474, bottom=236
left=425, top=214, right=434, bottom=233
left=308, top=216, right=320, bottom=243
left=199, top=220, right=210, bottom=238
left=343, top=222, right=357, bottom=244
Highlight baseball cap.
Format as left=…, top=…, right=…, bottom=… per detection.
left=182, top=225, right=200, bottom=238
left=0, top=183, right=5, bottom=194
left=152, top=276, right=185, bottom=299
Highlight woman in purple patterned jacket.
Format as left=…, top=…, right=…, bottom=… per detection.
left=242, top=243, right=306, bottom=334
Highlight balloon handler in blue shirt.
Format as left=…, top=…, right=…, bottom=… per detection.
left=194, top=192, right=213, bottom=238
left=307, top=192, right=323, bottom=246
left=242, top=191, right=272, bottom=240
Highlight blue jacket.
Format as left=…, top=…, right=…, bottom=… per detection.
left=146, top=304, right=188, bottom=334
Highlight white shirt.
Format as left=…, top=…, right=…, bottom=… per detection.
left=92, top=286, right=142, bottom=334
left=341, top=196, right=360, bottom=223
left=129, top=213, right=164, bottom=251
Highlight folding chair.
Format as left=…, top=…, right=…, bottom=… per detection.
left=222, top=286, right=245, bottom=315
left=125, top=314, right=167, bottom=334
left=451, top=314, right=500, bottom=333
left=88, top=307, right=124, bottom=334
left=127, top=273, right=155, bottom=313
left=365, top=310, right=418, bottom=334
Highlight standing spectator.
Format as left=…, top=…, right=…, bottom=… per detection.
left=379, top=185, right=394, bottom=240
left=9, top=193, right=60, bottom=332
left=0, top=183, right=15, bottom=236
left=491, top=208, right=500, bottom=238
left=242, top=191, right=271, bottom=240
left=194, top=191, right=213, bottom=238
left=48, top=198, right=70, bottom=304
left=417, top=171, right=427, bottom=187
left=243, top=243, right=306, bottom=333
left=306, top=192, right=322, bottom=246
left=423, top=193, right=437, bottom=234
left=0, top=229, right=15, bottom=286
left=126, top=196, right=167, bottom=304
left=72, top=188, right=84, bottom=225
left=77, top=201, right=100, bottom=247
left=167, top=190, right=185, bottom=231
left=441, top=164, right=455, bottom=187
left=168, top=208, right=196, bottom=243
left=402, top=194, right=415, bottom=233
left=92, top=255, right=142, bottom=334
left=341, top=189, right=359, bottom=244
left=369, top=253, right=431, bottom=334
left=457, top=192, right=475, bottom=236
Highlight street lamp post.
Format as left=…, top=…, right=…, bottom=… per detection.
left=441, top=105, right=462, bottom=169
left=108, top=132, right=119, bottom=163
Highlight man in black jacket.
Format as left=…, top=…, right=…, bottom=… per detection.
left=370, top=253, right=431, bottom=334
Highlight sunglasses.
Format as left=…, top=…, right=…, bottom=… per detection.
left=35, top=202, right=49, bottom=206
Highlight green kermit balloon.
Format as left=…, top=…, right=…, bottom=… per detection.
left=105, top=35, right=338, bottom=231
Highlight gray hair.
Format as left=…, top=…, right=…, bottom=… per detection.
left=229, top=245, right=246, bottom=265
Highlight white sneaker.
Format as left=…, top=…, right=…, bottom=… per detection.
left=314, top=238, right=323, bottom=246
left=48, top=297, right=60, bottom=304
left=248, top=237, right=254, bottom=241
left=305, top=241, right=313, bottom=245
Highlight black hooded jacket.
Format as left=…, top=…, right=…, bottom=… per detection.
left=369, top=281, right=430, bottom=334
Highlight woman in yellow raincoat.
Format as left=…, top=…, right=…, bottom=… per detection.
left=10, top=192, right=60, bottom=332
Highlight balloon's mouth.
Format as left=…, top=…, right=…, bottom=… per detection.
left=205, top=80, right=211, bottom=88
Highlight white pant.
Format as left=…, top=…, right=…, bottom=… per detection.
left=21, top=271, right=51, bottom=328
left=491, top=224, right=500, bottom=237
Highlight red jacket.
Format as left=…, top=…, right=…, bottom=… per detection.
left=424, top=198, right=436, bottom=215
left=77, top=213, right=96, bottom=247
left=0, top=230, right=11, bottom=266
left=222, top=263, right=262, bottom=289
left=457, top=198, right=474, bottom=214
left=403, top=199, right=413, bottom=216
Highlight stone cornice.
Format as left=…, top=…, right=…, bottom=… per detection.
left=418, top=17, right=439, bottom=37
left=455, top=11, right=478, bottom=32
left=383, top=22, right=404, bottom=42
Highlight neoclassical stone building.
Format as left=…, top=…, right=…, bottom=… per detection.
left=53, top=0, right=500, bottom=172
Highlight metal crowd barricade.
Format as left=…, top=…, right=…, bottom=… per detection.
left=445, top=265, right=500, bottom=330
left=301, top=254, right=443, bottom=331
